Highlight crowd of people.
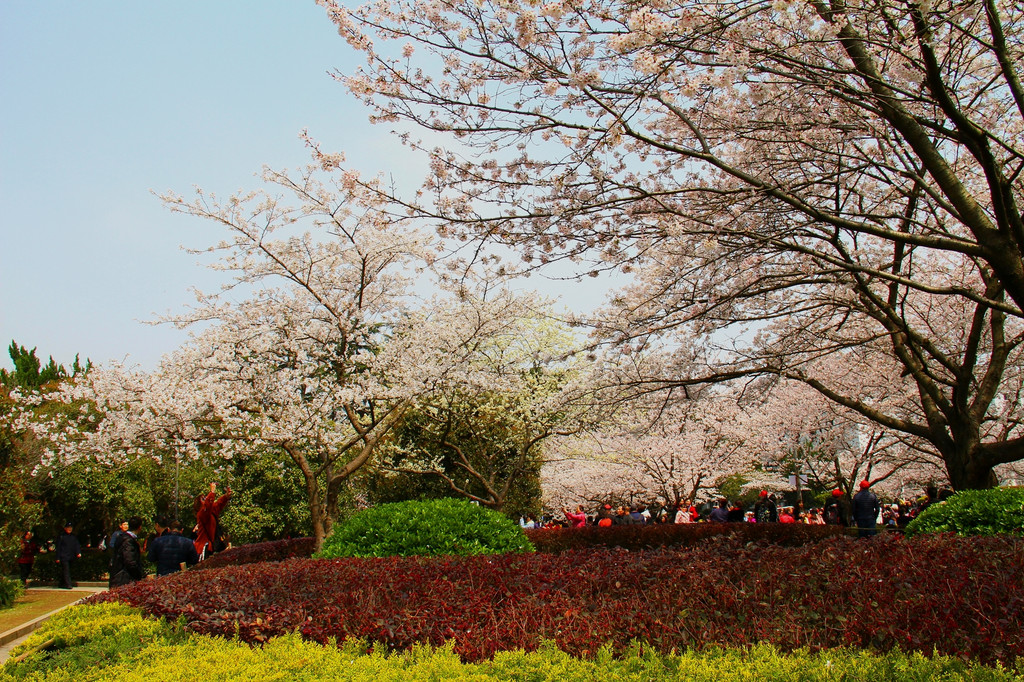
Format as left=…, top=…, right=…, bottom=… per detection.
left=523, top=483, right=950, bottom=540
left=15, top=481, right=232, bottom=589
left=14, top=478, right=948, bottom=589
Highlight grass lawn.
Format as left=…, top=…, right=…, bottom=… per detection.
left=0, top=590, right=86, bottom=635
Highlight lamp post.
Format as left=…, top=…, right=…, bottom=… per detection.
left=174, top=453, right=180, bottom=521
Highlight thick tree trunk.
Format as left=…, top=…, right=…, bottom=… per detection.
left=944, top=448, right=999, bottom=491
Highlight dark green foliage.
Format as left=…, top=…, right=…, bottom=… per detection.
left=0, top=469, right=42, bottom=575
left=0, top=341, right=89, bottom=389
left=905, top=487, right=1024, bottom=537
left=218, top=451, right=312, bottom=545
left=30, top=548, right=114, bottom=583
left=315, top=498, right=535, bottom=558
left=0, top=575, right=23, bottom=609
left=373, top=391, right=545, bottom=514
left=360, top=466, right=453, bottom=507
left=39, top=460, right=160, bottom=544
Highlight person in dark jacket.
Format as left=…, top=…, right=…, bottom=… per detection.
left=753, top=491, right=778, bottom=523
left=726, top=502, right=745, bottom=523
left=144, top=515, right=170, bottom=551
left=147, top=519, right=200, bottom=576
left=709, top=499, right=730, bottom=523
left=54, top=522, right=81, bottom=589
left=107, top=519, right=128, bottom=569
left=852, top=480, right=881, bottom=538
left=109, top=516, right=146, bottom=587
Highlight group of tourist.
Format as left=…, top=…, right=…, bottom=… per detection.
left=531, top=482, right=949, bottom=539
left=15, top=481, right=232, bottom=589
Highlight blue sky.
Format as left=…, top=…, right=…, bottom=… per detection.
left=0, top=2, right=432, bottom=371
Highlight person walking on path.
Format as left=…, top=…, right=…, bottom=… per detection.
left=109, top=516, right=146, bottom=587
left=852, top=480, right=881, bottom=538
left=147, top=519, right=200, bottom=576
left=17, top=531, right=40, bottom=586
left=193, top=481, right=232, bottom=559
left=54, top=522, right=81, bottom=589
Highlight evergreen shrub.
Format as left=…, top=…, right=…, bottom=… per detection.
left=0, top=575, right=23, bottom=609
left=5, top=603, right=1022, bottom=681
left=315, top=498, right=534, bottom=558
left=906, top=487, right=1024, bottom=537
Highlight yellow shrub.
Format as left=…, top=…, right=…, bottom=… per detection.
left=4, top=604, right=1022, bottom=681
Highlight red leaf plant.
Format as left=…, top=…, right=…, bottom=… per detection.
left=88, top=534, right=1024, bottom=664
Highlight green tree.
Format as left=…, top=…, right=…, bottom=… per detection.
left=0, top=341, right=89, bottom=390
left=377, top=387, right=570, bottom=515
left=0, top=342, right=89, bottom=570
left=218, top=449, right=312, bottom=544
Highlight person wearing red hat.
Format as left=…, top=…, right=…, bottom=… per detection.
left=753, top=491, right=778, bottom=523
left=823, top=488, right=852, bottom=527
left=852, top=480, right=881, bottom=538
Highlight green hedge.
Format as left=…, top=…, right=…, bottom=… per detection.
left=314, top=498, right=534, bottom=559
left=28, top=549, right=113, bottom=584
left=906, top=487, right=1024, bottom=537
left=4, top=604, right=1022, bottom=681
left=0, top=575, right=23, bottom=610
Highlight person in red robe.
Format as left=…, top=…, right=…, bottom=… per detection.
left=193, top=481, right=232, bottom=559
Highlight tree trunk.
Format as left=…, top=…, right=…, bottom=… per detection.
left=305, top=474, right=328, bottom=551
left=281, top=440, right=329, bottom=551
left=944, top=447, right=999, bottom=491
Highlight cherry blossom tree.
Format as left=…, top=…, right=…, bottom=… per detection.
left=542, top=388, right=760, bottom=511
left=540, top=452, right=640, bottom=513
left=744, top=373, right=948, bottom=499
left=320, top=0, right=1024, bottom=489
left=27, top=164, right=572, bottom=547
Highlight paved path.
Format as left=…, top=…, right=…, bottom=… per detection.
left=0, top=585, right=107, bottom=663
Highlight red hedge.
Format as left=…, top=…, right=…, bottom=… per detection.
left=89, top=534, right=1024, bottom=664
left=192, top=538, right=317, bottom=571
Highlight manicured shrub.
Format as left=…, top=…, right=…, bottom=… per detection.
left=906, top=487, right=1024, bottom=537
left=191, top=537, right=316, bottom=571
left=0, top=575, right=23, bottom=609
left=315, top=498, right=534, bottom=559
left=6, top=603, right=1022, bottom=681
left=87, top=533, right=1024, bottom=665
left=525, top=521, right=847, bottom=553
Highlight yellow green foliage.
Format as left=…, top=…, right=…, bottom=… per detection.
left=3, top=604, right=1022, bottom=681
